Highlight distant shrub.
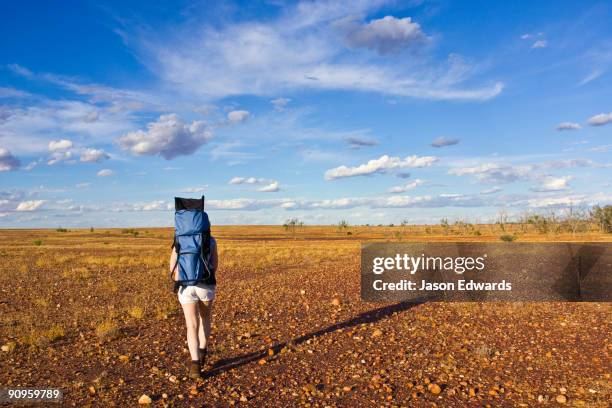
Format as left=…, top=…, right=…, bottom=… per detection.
left=90, top=227, right=94, bottom=232
left=128, top=306, right=145, bottom=319
left=473, top=230, right=482, bottom=236
left=591, top=205, right=612, bottom=233
left=500, top=234, right=516, bottom=242
left=33, top=240, right=42, bottom=246
left=56, top=227, right=68, bottom=232
left=95, top=320, right=121, bottom=342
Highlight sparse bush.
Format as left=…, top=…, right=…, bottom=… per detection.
left=591, top=205, right=612, bottom=233
left=500, top=234, right=516, bottom=242
left=95, top=320, right=121, bottom=342
left=90, top=227, right=94, bottom=232
left=440, top=218, right=450, bottom=235
left=128, top=306, right=145, bottom=319
left=56, top=227, right=68, bottom=232
left=33, top=240, right=42, bottom=246
left=337, top=220, right=349, bottom=230
left=22, top=324, right=65, bottom=347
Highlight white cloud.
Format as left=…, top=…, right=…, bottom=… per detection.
left=181, top=186, right=208, bottom=193
left=480, top=186, right=501, bottom=195
left=449, top=163, right=533, bottom=184
left=0, top=148, right=20, bottom=171
left=555, top=122, right=581, bottom=131
left=80, top=148, right=110, bottom=163
left=530, top=176, right=571, bottom=192
left=229, top=177, right=266, bottom=185
left=431, top=137, right=460, bottom=148
left=48, top=139, right=73, bottom=152
left=16, top=200, right=46, bottom=211
left=132, top=3, right=503, bottom=101
left=270, top=98, right=291, bottom=110
left=324, top=154, right=438, bottom=180
left=0, top=86, right=30, bottom=98
left=47, top=150, right=73, bottom=166
left=229, top=176, right=280, bottom=192
left=97, top=169, right=114, bottom=177
left=587, top=112, right=612, bottom=126
left=335, top=15, right=429, bottom=54
left=116, top=114, right=213, bottom=159
left=227, top=110, right=251, bottom=124
left=258, top=181, right=280, bottom=192
left=532, top=39, right=548, bottom=49
left=388, top=179, right=424, bottom=193
left=76, top=182, right=91, bottom=189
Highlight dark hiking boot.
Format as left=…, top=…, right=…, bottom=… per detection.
left=199, top=348, right=208, bottom=368
left=188, top=361, right=201, bottom=379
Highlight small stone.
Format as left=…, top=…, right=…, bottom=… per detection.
left=331, top=298, right=341, bottom=306
left=300, top=289, right=306, bottom=295
left=240, top=396, right=248, bottom=402
left=162, top=393, right=168, bottom=399
left=138, top=394, right=152, bottom=405
left=428, top=383, right=441, bottom=395
left=88, top=386, right=96, bottom=395
left=372, top=329, right=383, bottom=338
left=559, top=387, right=567, bottom=394
left=555, top=394, right=567, bottom=404
left=1, top=342, right=16, bottom=353
left=268, top=348, right=275, bottom=356
left=258, top=359, right=267, bottom=365
left=118, top=355, right=129, bottom=362
left=168, top=375, right=178, bottom=383
left=342, top=386, right=352, bottom=392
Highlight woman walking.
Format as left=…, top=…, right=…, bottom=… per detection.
left=170, top=232, right=218, bottom=379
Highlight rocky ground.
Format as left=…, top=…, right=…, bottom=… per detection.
left=0, top=228, right=610, bottom=407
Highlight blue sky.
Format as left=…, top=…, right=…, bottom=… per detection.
left=1, top=0, right=611, bottom=227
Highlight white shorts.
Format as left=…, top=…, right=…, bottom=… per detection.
left=177, top=283, right=216, bottom=305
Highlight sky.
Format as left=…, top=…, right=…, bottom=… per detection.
left=0, top=0, right=611, bottom=227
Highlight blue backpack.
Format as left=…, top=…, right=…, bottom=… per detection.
left=171, top=196, right=214, bottom=286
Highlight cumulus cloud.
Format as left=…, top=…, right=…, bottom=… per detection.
left=258, top=181, right=280, bottom=192
left=47, top=150, right=73, bottom=166
left=431, top=137, right=460, bottom=148
left=117, top=114, right=213, bottom=159
left=388, top=179, right=424, bottom=193
left=345, top=136, right=378, bottom=149
left=587, top=112, right=612, bottom=126
left=48, top=139, right=73, bottom=152
left=530, top=176, right=571, bottom=192
left=229, top=176, right=280, bottom=192
left=80, top=148, right=109, bottom=163
left=335, top=15, right=429, bottom=54
left=0, top=148, right=20, bottom=171
left=555, top=122, right=581, bottom=131
left=16, top=200, right=45, bottom=211
left=324, top=154, right=438, bottom=180
left=97, top=169, right=114, bottom=177
left=227, top=110, right=250, bottom=124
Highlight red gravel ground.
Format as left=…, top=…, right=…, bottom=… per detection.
left=0, top=227, right=610, bottom=407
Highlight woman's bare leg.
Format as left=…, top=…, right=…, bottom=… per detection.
left=197, top=300, right=213, bottom=350
left=181, top=302, right=200, bottom=361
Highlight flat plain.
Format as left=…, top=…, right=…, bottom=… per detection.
left=0, top=225, right=610, bottom=407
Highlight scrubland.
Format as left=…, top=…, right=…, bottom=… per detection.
left=0, top=225, right=610, bottom=407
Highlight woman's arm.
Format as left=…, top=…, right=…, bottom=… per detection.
left=169, top=246, right=178, bottom=274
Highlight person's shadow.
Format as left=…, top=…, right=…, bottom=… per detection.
left=203, top=298, right=428, bottom=379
